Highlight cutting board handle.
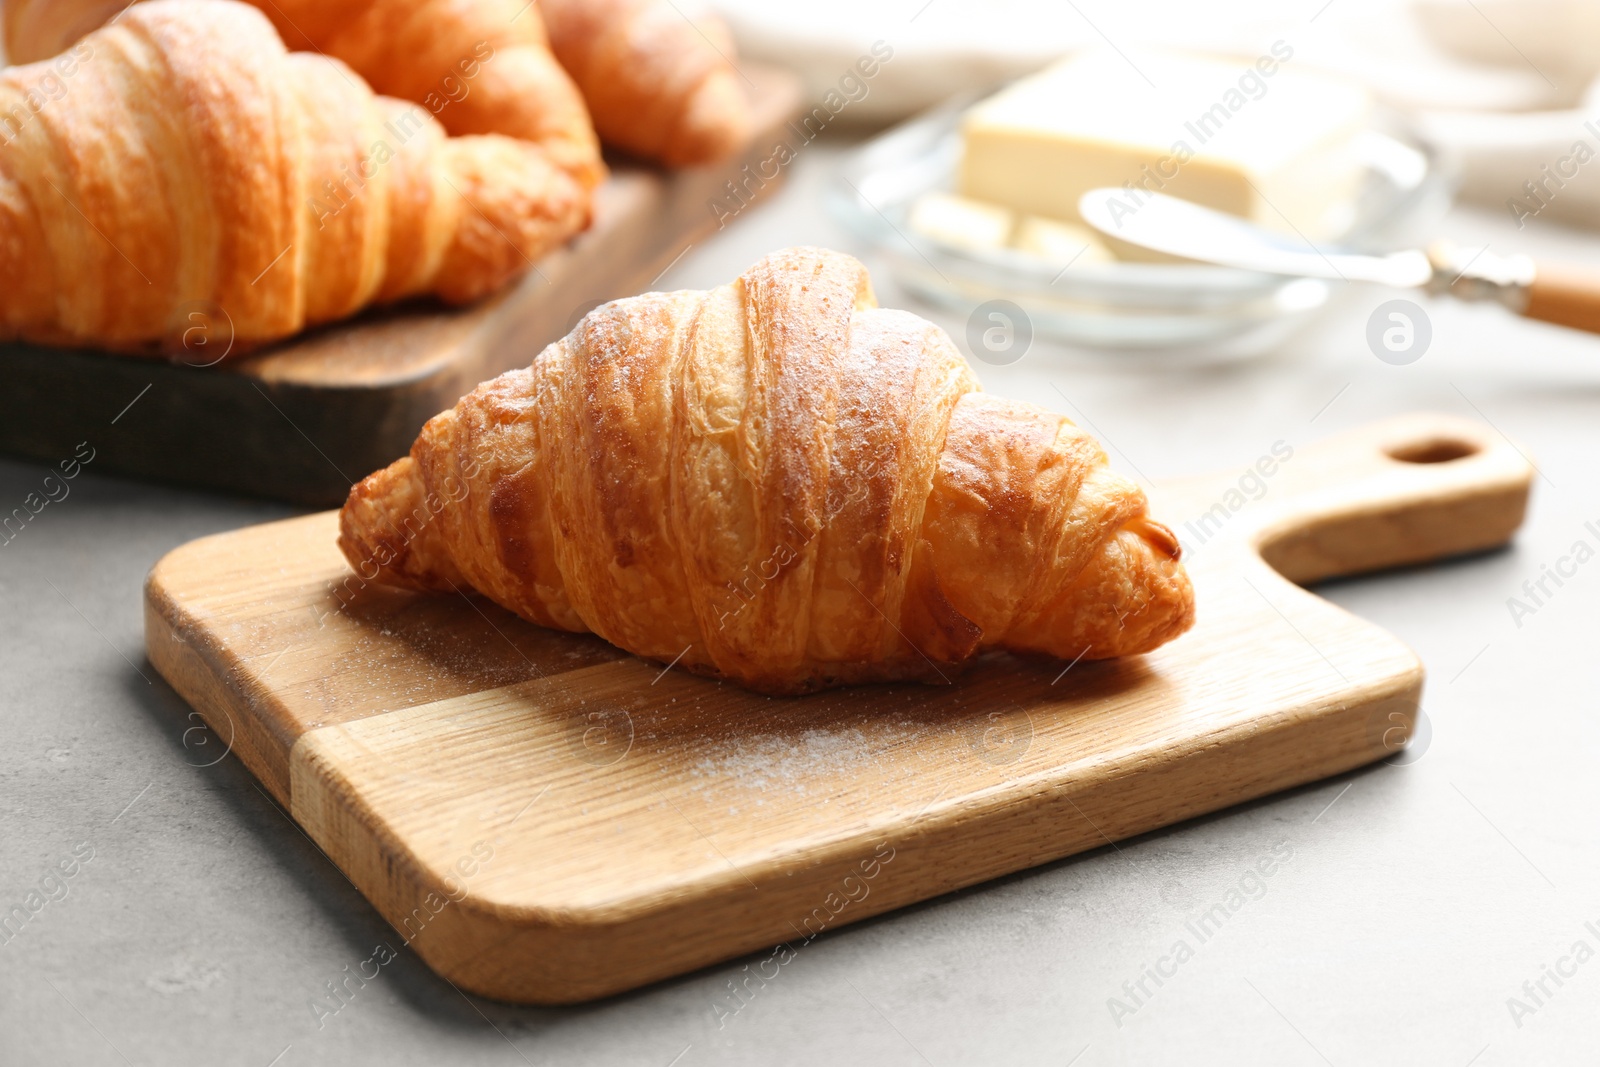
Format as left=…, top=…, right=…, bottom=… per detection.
left=1178, top=413, right=1536, bottom=585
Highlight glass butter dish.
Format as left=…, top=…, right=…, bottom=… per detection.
left=829, top=90, right=1455, bottom=363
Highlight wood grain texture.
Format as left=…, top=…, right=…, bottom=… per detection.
left=0, top=65, right=801, bottom=506
left=144, top=413, right=1533, bottom=1003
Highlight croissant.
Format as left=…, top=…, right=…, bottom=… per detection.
left=339, top=248, right=1194, bottom=695
left=2, top=0, right=603, bottom=190
left=3, top=0, right=750, bottom=170
left=540, top=0, right=753, bottom=166
left=0, top=0, right=123, bottom=66
left=0, top=0, right=589, bottom=352
left=247, top=0, right=605, bottom=189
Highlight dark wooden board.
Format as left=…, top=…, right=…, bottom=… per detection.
left=0, top=66, right=802, bottom=505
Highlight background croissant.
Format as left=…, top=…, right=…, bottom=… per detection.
left=340, top=247, right=1195, bottom=695
left=541, top=0, right=753, bottom=167
left=0, top=0, right=589, bottom=352
left=3, top=0, right=753, bottom=170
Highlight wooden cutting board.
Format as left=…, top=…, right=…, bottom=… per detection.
left=143, top=413, right=1532, bottom=1004
left=0, top=66, right=801, bottom=507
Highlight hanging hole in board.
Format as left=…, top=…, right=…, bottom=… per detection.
left=1384, top=437, right=1479, bottom=464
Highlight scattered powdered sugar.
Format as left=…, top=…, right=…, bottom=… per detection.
left=686, top=724, right=898, bottom=798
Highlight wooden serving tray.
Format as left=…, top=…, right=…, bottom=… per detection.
left=143, top=414, right=1531, bottom=1003
left=0, top=66, right=801, bottom=507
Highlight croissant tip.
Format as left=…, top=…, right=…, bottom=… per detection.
left=1137, top=519, right=1184, bottom=562
left=662, top=73, right=754, bottom=166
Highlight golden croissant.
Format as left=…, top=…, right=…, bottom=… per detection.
left=0, top=0, right=590, bottom=352
left=541, top=0, right=753, bottom=166
left=339, top=248, right=1194, bottom=695
left=3, top=0, right=751, bottom=169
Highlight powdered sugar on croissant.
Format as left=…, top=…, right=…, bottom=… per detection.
left=340, top=247, right=1195, bottom=694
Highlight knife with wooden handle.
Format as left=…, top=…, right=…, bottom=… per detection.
left=1080, top=188, right=1600, bottom=336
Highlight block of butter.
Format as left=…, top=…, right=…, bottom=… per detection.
left=959, top=48, right=1372, bottom=248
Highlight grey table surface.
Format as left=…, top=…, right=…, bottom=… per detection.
left=4, top=139, right=1600, bottom=1067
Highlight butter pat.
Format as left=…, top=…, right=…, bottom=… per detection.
left=1012, top=216, right=1113, bottom=267
left=907, top=191, right=1014, bottom=252
left=959, top=48, right=1372, bottom=244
